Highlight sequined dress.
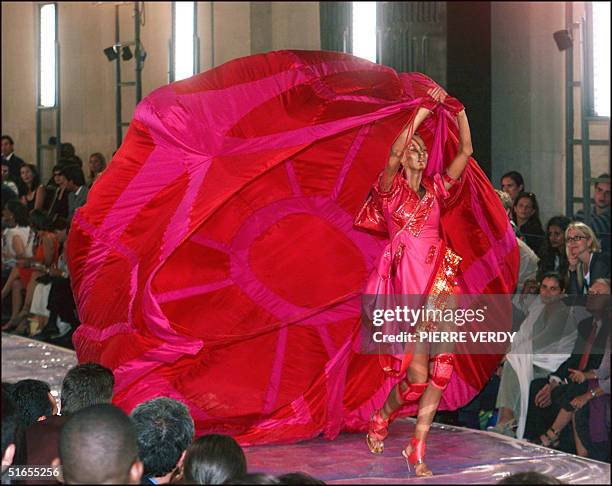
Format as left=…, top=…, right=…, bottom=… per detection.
left=356, top=169, right=462, bottom=312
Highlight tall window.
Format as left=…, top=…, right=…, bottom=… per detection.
left=591, top=2, right=610, bottom=117
left=39, top=3, right=57, bottom=107
left=352, top=2, right=377, bottom=62
left=171, top=2, right=197, bottom=81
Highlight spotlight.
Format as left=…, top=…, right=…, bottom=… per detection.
left=103, top=45, right=118, bottom=61
left=553, top=30, right=573, bottom=51
left=121, top=45, right=133, bottom=61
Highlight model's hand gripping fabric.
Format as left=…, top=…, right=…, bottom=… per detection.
left=67, top=50, right=518, bottom=445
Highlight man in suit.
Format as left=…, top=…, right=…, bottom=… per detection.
left=63, top=165, right=89, bottom=225
left=1, top=135, right=25, bottom=183
left=525, top=278, right=610, bottom=447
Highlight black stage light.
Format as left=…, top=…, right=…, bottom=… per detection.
left=104, top=46, right=118, bottom=61
left=121, top=45, right=133, bottom=61
left=553, top=30, right=573, bottom=51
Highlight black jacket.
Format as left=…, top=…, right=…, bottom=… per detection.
left=567, top=252, right=611, bottom=295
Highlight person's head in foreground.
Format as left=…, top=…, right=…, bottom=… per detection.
left=131, top=397, right=194, bottom=484
left=11, top=379, right=57, bottom=427
left=60, top=362, right=114, bottom=415
left=183, top=433, right=247, bottom=484
left=57, top=403, right=143, bottom=484
left=229, top=473, right=280, bottom=485
left=497, top=470, right=563, bottom=484
left=277, top=471, right=326, bottom=484
left=1, top=390, right=19, bottom=473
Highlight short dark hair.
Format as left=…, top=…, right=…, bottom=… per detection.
left=184, top=434, right=247, bottom=484
left=231, top=473, right=280, bottom=485
left=1, top=135, right=15, bottom=145
left=540, top=271, right=566, bottom=291
left=5, top=200, right=30, bottom=226
left=29, top=209, right=53, bottom=231
left=59, top=142, right=75, bottom=158
left=2, top=390, right=19, bottom=457
left=131, top=397, right=194, bottom=477
left=595, top=173, right=610, bottom=188
left=501, top=171, right=525, bottom=190
left=546, top=215, right=571, bottom=233
left=277, top=472, right=326, bottom=484
left=60, top=362, right=115, bottom=415
left=62, top=164, right=85, bottom=186
left=60, top=404, right=139, bottom=484
left=11, top=379, right=53, bottom=427
left=497, top=471, right=562, bottom=484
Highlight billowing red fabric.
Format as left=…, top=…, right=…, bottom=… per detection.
left=67, top=50, right=518, bottom=445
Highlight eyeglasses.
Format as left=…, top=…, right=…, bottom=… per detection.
left=566, top=236, right=588, bottom=243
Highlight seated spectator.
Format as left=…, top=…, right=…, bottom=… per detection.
left=525, top=279, right=610, bottom=449
left=25, top=362, right=114, bottom=467
left=231, top=474, right=280, bottom=485
left=88, top=152, right=106, bottom=187
left=59, top=143, right=83, bottom=168
left=10, top=379, right=57, bottom=427
left=131, top=397, right=194, bottom=485
left=566, top=222, right=610, bottom=295
left=277, top=472, right=326, bottom=484
left=537, top=216, right=570, bottom=282
left=45, top=164, right=70, bottom=225
left=1, top=135, right=25, bottom=182
left=513, top=192, right=545, bottom=253
left=2, top=201, right=33, bottom=326
left=574, top=173, right=610, bottom=254
left=55, top=404, right=143, bottom=484
left=2, top=390, right=18, bottom=474
left=183, top=434, right=247, bottom=485
left=490, top=273, right=577, bottom=439
left=573, top=330, right=610, bottom=462
left=63, top=165, right=88, bottom=225
left=495, top=190, right=539, bottom=293
left=500, top=170, right=525, bottom=205
left=497, top=471, right=562, bottom=484
left=1, top=161, right=18, bottom=199
left=3, top=210, right=59, bottom=335
left=18, top=163, right=46, bottom=213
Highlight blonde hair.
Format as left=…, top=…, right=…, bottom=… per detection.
left=495, top=189, right=513, bottom=212
left=565, top=222, right=601, bottom=253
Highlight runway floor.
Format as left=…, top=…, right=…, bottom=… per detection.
left=2, top=333, right=610, bottom=484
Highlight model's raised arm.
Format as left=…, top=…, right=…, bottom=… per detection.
left=444, top=110, right=473, bottom=190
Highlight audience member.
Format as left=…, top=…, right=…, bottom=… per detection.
left=88, top=152, right=106, bottom=186
left=1, top=162, right=18, bottom=199
left=18, top=163, right=45, bottom=213
left=566, top=222, right=610, bottom=295
left=1, top=390, right=18, bottom=474
left=277, top=472, right=326, bottom=484
left=183, top=434, right=247, bottom=485
left=537, top=216, right=570, bottom=282
left=56, top=404, right=143, bottom=484
left=497, top=471, right=562, bottom=484
left=230, top=474, right=280, bottom=485
left=25, top=363, right=115, bottom=467
left=63, top=165, right=88, bottom=224
left=495, top=190, right=539, bottom=292
left=1, top=135, right=25, bottom=183
left=490, top=273, right=577, bottom=439
left=131, top=397, right=194, bottom=485
left=10, top=379, right=57, bottom=427
left=526, top=279, right=610, bottom=450
left=574, top=173, right=610, bottom=254
left=45, top=164, right=69, bottom=226
left=513, top=192, right=545, bottom=253
left=500, top=171, right=525, bottom=204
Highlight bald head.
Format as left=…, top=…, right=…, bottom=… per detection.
left=59, top=404, right=142, bottom=484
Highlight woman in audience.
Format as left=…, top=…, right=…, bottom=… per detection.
left=1, top=200, right=34, bottom=327
left=500, top=171, right=525, bottom=204
left=183, top=434, right=247, bottom=484
left=566, top=222, right=610, bottom=295
left=88, top=152, right=106, bottom=187
left=46, top=165, right=70, bottom=225
left=491, top=273, right=577, bottom=439
left=512, top=192, right=545, bottom=253
left=537, top=216, right=570, bottom=280
left=18, top=163, right=46, bottom=212
left=3, top=210, right=59, bottom=334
